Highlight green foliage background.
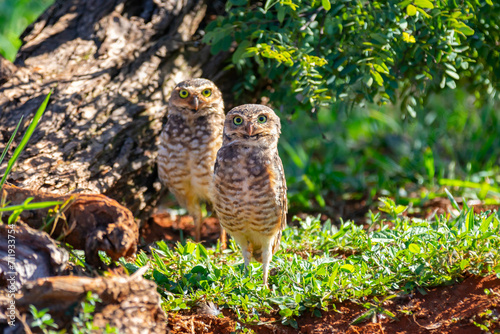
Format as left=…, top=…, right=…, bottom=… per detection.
left=203, top=0, right=500, bottom=209
left=1, top=0, right=499, bottom=210
left=205, top=0, right=500, bottom=113
left=281, top=89, right=500, bottom=213
left=0, top=0, right=53, bottom=61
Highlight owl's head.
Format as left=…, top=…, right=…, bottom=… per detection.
left=223, top=104, right=281, bottom=146
left=169, top=79, right=224, bottom=116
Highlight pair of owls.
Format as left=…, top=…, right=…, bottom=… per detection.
left=157, top=78, right=287, bottom=286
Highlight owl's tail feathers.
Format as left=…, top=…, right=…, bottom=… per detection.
left=253, top=249, right=263, bottom=263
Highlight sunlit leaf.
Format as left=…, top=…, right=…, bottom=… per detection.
left=370, top=70, right=384, bottom=86
left=445, top=70, right=460, bottom=80
left=408, top=243, right=421, bottom=254
left=454, top=24, right=475, bottom=36
left=322, top=0, right=331, bottom=11
left=340, top=264, right=355, bottom=273
left=414, top=0, right=434, bottom=9
left=407, top=4, right=417, bottom=16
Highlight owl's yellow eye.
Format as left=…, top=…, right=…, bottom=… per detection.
left=202, top=89, right=212, bottom=97
left=233, top=116, right=243, bottom=125
left=179, top=90, right=189, bottom=98
left=257, top=115, right=267, bottom=123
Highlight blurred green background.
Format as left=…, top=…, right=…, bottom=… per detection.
left=0, top=0, right=53, bottom=61
left=280, top=90, right=500, bottom=215
left=1, top=0, right=499, bottom=215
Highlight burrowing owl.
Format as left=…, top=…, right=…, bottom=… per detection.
left=213, top=104, right=287, bottom=286
left=158, top=78, right=226, bottom=244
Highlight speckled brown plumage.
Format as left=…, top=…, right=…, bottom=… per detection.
left=213, top=104, right=287, bottom=286
left=158, top=79, right=225, bottom=243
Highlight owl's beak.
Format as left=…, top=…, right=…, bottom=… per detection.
left=191, top=96, right=199, bottom=111
left=246, top=123, right=255, bottom=136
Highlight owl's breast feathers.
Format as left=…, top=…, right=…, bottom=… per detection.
left=214, top=143, right=287, bottom=247
left=159, top=110, right=223, bottom=203
left=163, top=112, right=223, bottom=140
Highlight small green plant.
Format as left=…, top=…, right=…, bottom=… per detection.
left=30, top=292, right=118, bottom=334
left=0, top=92, right=64, bottom=234
left=30, top=305, right=62, bottom=334
left=378, top=197, right=408, bottom=220
left=71, top=292, right=101, bottom=334
left=351, top=295, right=398, bottom=325
left=233, top=323, right=256, bottom=333
left=472, top=288, right=500, bottom=332
left=1, top=91, right=52, bottom=188
left=0, top=92, right=63, bottom=221
left=472, top=308, right=500, bottom=332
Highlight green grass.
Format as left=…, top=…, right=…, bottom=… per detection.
left=0, top=92, right=62, bottom=224
left=1, top=91, right=51, bottom=187
left=122, top=200, right=500, bottom=328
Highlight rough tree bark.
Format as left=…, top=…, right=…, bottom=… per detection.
left=0, top=0, right=234, bottom=222
left=0, top=55, right=17, bottom=86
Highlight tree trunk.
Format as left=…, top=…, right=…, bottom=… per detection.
left=0, top=0, right=233, bottom=222
left=0, top=55, right=17, bottom=86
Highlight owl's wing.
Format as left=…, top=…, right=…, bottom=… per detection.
left=213, top=149, right=222, bottom=175
left=272, top=151, right=287, bottom=254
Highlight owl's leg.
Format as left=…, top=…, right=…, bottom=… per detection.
left=193, top=210, right=202, bottom=242
left=241, top=242, right=252, bottom=276
left=186, top=197, right=202, bottom=242
left=261, top=243, right=274, bottom=288
left=219, top=228, right=227, bottom=250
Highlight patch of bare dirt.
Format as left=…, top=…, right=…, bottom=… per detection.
left=406, top=197, right=499, bottom=221
left=163, top=275, right=500, bottom=334
left=140, top=212, right=222, bottom=246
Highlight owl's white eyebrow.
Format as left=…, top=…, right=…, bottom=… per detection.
left=175, top=85, right=213, bottom=90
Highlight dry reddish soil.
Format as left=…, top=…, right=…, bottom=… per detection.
left=140, top=199, right=500, bottom=334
